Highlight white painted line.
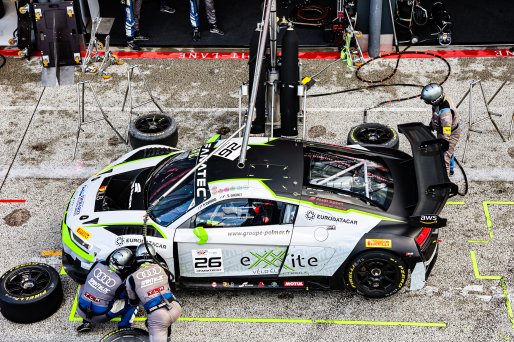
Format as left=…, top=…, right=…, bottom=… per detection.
left=1, top=165, right=514, bottom=181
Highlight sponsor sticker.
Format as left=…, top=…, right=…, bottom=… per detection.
left=365, top=239, right=392, bottom=248
left=73, top=185, right=88, bottom=216
left=284, top=281, right=304, bottom=287
left=147, top=286, right=165, bottom=296
left=211, top=282, right=217, bottom=288
left=192, top=249, right=224, bottom=273
left=214, top=141, right=250, bottom=161
left=76, top=227, right=91, bottom=240
left=238, top=282, right=254, bottom=288
left=442, top=126, right=452, bottom=135
left=258, top=281, right=265, bottom=287
left=84, top=291, right=100, bottom=303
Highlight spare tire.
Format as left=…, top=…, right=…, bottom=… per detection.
left=100, top=328, right=150, bottom=342
left=347, top=123, right=399, bottom=149
left=0, top=262, right=63, bottom=323
left=128, top=113, right=178, bottom=149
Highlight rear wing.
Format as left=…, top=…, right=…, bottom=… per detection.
left=398, top=123, right=458, bottom=227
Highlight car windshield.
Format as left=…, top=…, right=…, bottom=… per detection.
left=305, top=150, right=394, bottom=209
left=147, top=152, right=195, bottom=226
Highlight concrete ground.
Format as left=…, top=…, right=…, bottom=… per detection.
left=0, top=50, right=513, bottom=342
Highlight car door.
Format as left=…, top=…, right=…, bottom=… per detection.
left=174, top=198, right=297, bottom=281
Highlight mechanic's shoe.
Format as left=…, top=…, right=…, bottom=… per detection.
left=193, top=28, right=201, bottom=41
left=209, top=24, right=225, bottom=36
left=160, top=5, right=175, bottom=14
left=449, top=170, right=455, bottom=176
left=134, top=31, right=150, bottom=41
left=77, top=321, right=92, bottom=333
left=127, top=40, right=141, bottom=51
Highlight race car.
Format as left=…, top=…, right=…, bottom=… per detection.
left=62, top=122, right=457, bottom=298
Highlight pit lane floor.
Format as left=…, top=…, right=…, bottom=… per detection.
left=0, top=52, right=514, bottom=341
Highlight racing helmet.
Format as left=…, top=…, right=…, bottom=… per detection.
left=135, top=243, right=156, bottom=264
left=109, top=247, right=134, bottom=273
left=421, top=83, right=444, bottom=105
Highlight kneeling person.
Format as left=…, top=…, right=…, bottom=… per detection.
left=127, top=244, right=182, bottom=342
left=77, top=247, right=137, bottom=332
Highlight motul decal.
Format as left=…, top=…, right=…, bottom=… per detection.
left=284, top=281, right=304, bottom=287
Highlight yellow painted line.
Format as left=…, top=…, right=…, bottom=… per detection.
left=41, top=250, right=62, bottom=257
left=468, top=201, right=514, bottom=329
left=68, top=287, right=445, bottom=327
left=469, top=251, right=514, bottom=328
left=447, top=201, right=465, bottom=205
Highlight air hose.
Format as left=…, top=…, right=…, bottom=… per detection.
left=454, top=157, right=468, bottom=196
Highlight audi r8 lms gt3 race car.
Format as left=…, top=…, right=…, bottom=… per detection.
left=62, top=122, right=457, bottom=298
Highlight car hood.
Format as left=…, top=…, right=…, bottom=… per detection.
left=65, top=145, right=182, bottom=229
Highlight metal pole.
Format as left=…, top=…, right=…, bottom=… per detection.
left=270, top=0, right=277, bottom=71
left=238, top=0, right=273, bottom=168
left=368, top=0, right=383, bottom=58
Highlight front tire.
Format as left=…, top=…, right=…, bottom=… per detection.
left=128, top=113, right=178, bottom=149
left=0, top=262, right=63, bottom=323
left=345, top=251, right=407, bottom=298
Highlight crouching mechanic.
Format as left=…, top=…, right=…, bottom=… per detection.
left=127, top=244, right=183, bottom=342
left=421, top=83, right=461, bottom=175
left=76, top=247, right=137, bottom=332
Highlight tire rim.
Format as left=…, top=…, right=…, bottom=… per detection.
left=135, top=115, right=171, bottom=134
left=355, top=258, right=398, bottom=294
left=5, top=268, right=51, bottom=297
left=355, top=127, right=393, bottom=145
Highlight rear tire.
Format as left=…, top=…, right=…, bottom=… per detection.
left=347, top=123, right=399, bottom=149
left=345, top=251, right=407, bottom=298
left=128, top=113, right=178, bottom=149
left=100, top=328, right=149, bottom=342
left=0, top=262, right=63, bottom=323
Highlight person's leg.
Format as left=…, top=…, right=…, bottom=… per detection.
left=205, top=0, right=224, bottom=35
left=160, top=0, right=175, bottom=14
left=190, top=0, right=200, bottom=40
left=124, top=0, right=140, bottom=50
left=147, top=311, right=172, bottom=342
left=447, top=128, right=460, bottom=175
left=107, top=299, right=137, bottom=329
left=133, top=0, right=142, bottom=33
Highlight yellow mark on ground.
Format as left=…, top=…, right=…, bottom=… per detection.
left=68, top=287, right=446, bottom=327
left=447, top=201, right=465, bottom=205
left=468, top=201, right=514, bottom=329
left=41, top=250, right=62, bottom=257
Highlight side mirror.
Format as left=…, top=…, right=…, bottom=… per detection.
left=193, top=226, right=208, bottom=245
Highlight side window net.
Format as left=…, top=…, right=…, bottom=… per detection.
left=194, top=199, right=293, bottom=228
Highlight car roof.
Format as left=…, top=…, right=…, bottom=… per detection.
left=201, top=138, right=304, bottom=199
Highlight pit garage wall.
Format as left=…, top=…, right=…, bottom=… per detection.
left=355, top=0, right=395, bottom=52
